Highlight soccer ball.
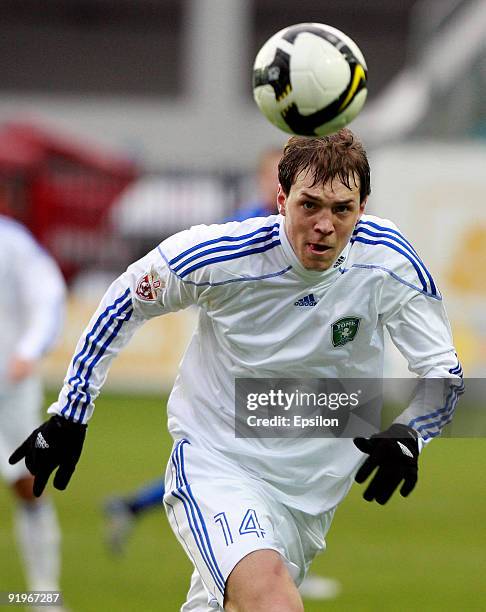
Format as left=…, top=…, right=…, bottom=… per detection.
left=252, top=23, right=368, bottom=136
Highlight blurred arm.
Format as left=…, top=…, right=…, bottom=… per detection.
left=9, top=242, right=66, bottom=383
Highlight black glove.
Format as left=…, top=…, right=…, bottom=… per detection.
left=9, top=415, right=87, bottom=497
left=353, top=423, right=419, bottom=505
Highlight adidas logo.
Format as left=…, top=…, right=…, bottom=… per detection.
left=294, top=293, right=318, bottom=307
left=333, top=254, right=346, bottom=268
left=35, top=432, right=49, bottom=449
left=397, top=441, right=413, bottom=458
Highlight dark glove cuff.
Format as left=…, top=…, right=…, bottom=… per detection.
left=382, top=423, right=418, bottom=440
left=50, top=414, right=87, bottom=432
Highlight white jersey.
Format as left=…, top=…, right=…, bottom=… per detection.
left=48, top=214, right=461, bottom=513
left=0, top=216, right=66, bottom=388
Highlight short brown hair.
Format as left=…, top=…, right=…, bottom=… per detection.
left=278, top=128, right=370, bottom=203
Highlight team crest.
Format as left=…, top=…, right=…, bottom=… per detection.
left=136, top=269, right=164, bottom=301
left=331, top=316, right=361, bottom=347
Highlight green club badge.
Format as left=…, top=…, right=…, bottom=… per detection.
left=331, top=317, right=361, bottom=347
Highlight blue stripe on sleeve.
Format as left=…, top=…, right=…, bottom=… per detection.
left=62, top=289, right=131, bottom=415
left=174, top=230, right=279, bottom=274
left=350, top=236, right=430, bottom=294
left=353, top=225, right=437, bottom=296
left=357, top=220, right=420, bottom=256
left=179, top=240, right=281, bottom=279
left=159, top=244, right=291, bottom=287
left=63, top=295, right=132, bottom=418
left=409, top=381, right=464, bottom=440
left=169, top=222, right=280, bottom=266
left=76, top=306, right=133, bottom=422
left=416, top=393, right=459, bottom=440
left=62, top=290, right=132, bottom=420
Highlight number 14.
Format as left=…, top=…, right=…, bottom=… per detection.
left=214, top=509, right=265, bottom=546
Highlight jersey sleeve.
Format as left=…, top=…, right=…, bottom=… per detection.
left=352, top=216, right=463, bottom=444
left=47, top=230, right=207, bottom=425
left=379, top=264, right=463, bottom=446
left=384, top=293, right=464, bottom=444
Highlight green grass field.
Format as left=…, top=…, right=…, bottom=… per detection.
left=1, top=392, right=485, bottom=611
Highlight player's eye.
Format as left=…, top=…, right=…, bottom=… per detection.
left=303, top=201, right=315, bottom=210
left=334, top=205, right=350, bottom=214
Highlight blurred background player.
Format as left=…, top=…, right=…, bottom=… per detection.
left=103, top=146, right=341, bottom=601
left=229, top=147, right=282, bottom=220
left=0, top=201, right=66, bottom=596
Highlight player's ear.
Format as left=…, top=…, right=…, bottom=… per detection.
left=277, top=184, right=287, bottom=216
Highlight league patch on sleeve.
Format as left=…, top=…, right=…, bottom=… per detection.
left=136, top=269, right=164, bottom=301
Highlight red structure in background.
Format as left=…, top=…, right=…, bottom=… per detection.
left=0, top=121, right=139, bottom=283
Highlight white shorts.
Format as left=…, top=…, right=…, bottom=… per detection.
left=0, top=377, right=42, bottom=484
left=164, top=438, right=335, bottom=611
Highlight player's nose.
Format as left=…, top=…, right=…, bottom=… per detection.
left=313, top=212, right=334, bottom=235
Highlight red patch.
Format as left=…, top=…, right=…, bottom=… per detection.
left=136, top=273, right=161, bottom=301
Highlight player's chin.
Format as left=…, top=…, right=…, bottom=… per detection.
left=302, top=255, right=333, bottom=271
left=301, top=247, right=333, bottom=269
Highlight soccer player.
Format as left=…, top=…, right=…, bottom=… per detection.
left=10, top=129, right=462, bottom=611
left=0, top=213, right=66, bottom=595
left=103, top=144, right=341, bottom=600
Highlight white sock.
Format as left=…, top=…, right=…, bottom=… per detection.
left=14, top=498, right=61, bottom=592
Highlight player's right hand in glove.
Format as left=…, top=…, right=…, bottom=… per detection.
left=9, top=415, right=87, bottom=497
left=353, top=423, right=419, bottom=505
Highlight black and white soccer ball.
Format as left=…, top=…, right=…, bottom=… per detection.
left=252, top=23, right=368, bottom=136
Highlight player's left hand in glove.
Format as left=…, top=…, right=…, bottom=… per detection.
left=353, top=423, right=419, bottom=505
left=9, top=415, right=87, bottom=497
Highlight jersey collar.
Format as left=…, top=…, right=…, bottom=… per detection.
left=278, top=215, right=350, bottom=283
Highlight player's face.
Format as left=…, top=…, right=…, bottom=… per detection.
left=278, top=170, right=366, bottom=271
